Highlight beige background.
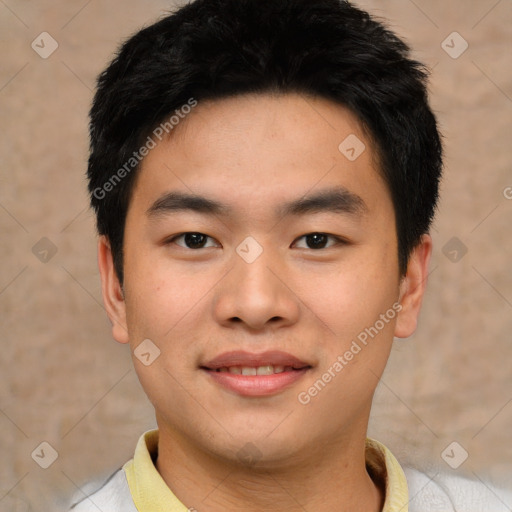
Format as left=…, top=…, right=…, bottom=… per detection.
left=1, top=0, right=511, bottom=510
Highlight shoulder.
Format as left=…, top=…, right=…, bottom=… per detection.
left=404, top=466, right=512, bottom=512
left=68, top=468, right=138, bottom=512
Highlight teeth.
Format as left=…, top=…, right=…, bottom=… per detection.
left=215, top=365, right=293, bottom=375
left=256, top=365, right=273, bottom=375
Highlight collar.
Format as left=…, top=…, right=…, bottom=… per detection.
left=124, top=430, right=409, bottom=512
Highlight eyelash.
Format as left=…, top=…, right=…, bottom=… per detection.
left=165, top=232, right=347, bottom=250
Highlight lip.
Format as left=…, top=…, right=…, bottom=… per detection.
left=200, top=350, right=312, bottom=397
left=202, top=350, right=311, bottom=370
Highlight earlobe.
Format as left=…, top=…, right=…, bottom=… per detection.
left=394, top=234, right=432, bottom=339
left=97, top=236, right=130, bottom=344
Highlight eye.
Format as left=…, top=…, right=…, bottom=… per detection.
left=293, top=233, right=345, bottom=250
left=167, top=232, right=219, bottom=249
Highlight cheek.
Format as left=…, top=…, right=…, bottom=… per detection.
left=300, top=258, right=398, bottom=338
left=123, top=262, right=205, bottom=404
left=123, top=257, right=180, bottom=340
left=123, top=255, right=217, bottom=356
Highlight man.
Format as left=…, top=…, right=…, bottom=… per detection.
left=70, top=0, right=512, bottom=510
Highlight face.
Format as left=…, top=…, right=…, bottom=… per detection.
left=99, top=93, right=431, bottom=467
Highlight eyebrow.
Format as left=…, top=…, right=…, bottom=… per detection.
left=277, top=187, right=367, bottom=217
left=146, top=187, right=367, bottom=220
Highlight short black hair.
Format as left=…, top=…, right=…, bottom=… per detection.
left=87, top=0, right=442, bottom=284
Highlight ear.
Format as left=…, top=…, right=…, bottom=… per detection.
left=97, top=235, right=129, bottom=344
left=394, top=234, right=432, bottom=338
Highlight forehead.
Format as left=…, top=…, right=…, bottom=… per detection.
left=129, top=93, right=391, bottom=221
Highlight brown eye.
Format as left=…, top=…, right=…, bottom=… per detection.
left=305, top=233, right=328, bottom=249
left=294, top=233, right=343, bottom=250
left=169, top=232, right=218, bottom=249
left=184, top=233, right=207, bottom=248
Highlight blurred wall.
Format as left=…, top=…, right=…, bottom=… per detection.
left=0, top=1, right=511, bottom=510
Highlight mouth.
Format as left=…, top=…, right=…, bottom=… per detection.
left=200, top=350, right=313, bottom=397
left=209, top=364, right=305, bottom=375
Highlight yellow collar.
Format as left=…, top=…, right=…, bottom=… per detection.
left=124, top=430, right=409, bottom=512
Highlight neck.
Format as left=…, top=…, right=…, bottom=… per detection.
left=155, top=424, right=384, bottom=512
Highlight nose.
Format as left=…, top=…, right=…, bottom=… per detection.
left=212, top=245, right=300, bottom=332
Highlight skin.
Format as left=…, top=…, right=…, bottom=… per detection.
left=98, top=93, right=432, bottom=512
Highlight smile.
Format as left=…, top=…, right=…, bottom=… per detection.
left=213, top=365, right=298, bottom=375
left=201, top=351, right=312, bottom=397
